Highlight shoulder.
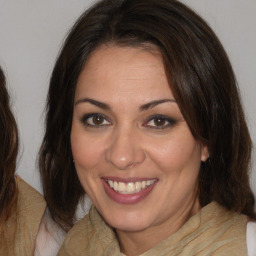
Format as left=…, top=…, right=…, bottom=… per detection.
left=190, top=202, right=249, bottom=255
left=15, top=175, right=46, bottom=225
left=16, top=176, right=46, bottom=212
left=7, top=176, right=47, bottom=255
left=58, top=206, right=118, bottom=256
left=247, top=221, right=256, bottom=256
left=16, top=176, right=46, bottom=226
left=57, top=212, right=92, bottom=256
left=36, top=194, right=91, bottom=256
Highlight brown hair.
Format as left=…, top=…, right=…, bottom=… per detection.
left=39, top=0, right=256, bottom=231
left=0, top=66, right=18, bottom=222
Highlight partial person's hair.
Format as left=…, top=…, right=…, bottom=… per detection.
left=39, top=0, right=256, bottom=231
left=0, top=66, right=18, bottom=222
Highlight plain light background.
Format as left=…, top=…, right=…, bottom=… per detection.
left=0, top=0, right=255, bottom=204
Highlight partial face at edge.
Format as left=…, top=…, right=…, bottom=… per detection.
left=71, top=45, right=208, bottom=233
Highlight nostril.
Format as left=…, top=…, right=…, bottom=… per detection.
left=104, top=130, right=146, bottom=170
left=105, top=150, right=146, bottom=170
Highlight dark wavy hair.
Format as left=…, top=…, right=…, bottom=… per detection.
left=39, top=0, right=256, bottom=231
left=0, top=66, right=18, bottom=222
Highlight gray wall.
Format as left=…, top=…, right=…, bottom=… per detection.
left=0, top=0, right=255, bottom=204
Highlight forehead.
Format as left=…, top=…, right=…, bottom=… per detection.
left=75, top=45, right=174, bottom=102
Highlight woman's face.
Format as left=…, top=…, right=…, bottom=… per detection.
left=71, top=45, right=208, bottom=235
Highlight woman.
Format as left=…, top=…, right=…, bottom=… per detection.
left=39, top=0, right=256, bottom=255
left=0, top=66, right=46, bottom=255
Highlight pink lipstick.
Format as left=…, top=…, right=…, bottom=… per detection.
left=101, top=178, right=157, bottom=204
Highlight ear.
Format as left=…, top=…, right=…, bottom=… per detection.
left=200, top=144, right=209, bottom=162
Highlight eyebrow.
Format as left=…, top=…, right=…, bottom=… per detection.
left=74, top=98, right=176, bottom=111
left=75, top=98, right=111, bottom=110
left=139, top=99, right=176, bottom=111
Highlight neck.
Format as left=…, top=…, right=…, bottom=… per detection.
left=116, top=197, right=201, bottom=256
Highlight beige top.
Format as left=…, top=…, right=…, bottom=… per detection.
left=0, top=176, right=46, bottom=256
left=58, top=202, right=248, bottom=256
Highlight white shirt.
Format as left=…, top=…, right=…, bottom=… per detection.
left=34, top=195, right=91, bottom=256
left=247, top=221, right=256, bottom=256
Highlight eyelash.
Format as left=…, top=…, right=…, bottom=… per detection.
left=80, top=113, right=177, bottom=130
left=144, top=114, right=177, bottom=129
left=80, top=113, right=111, bottom=128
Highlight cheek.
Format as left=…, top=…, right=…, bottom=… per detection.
left=70, top=129, right=106, bottom=200
left=146, top=132, right=201, bottom=176
left=71, top=127, right=104, bottom=170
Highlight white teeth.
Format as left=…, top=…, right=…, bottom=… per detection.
left=114, top=181, right=118, bottom=191
left=119, top=182, right=126, bottom=193
left=127, top=182, right=135, bottom=193
left=107, top=179, right=156, bottom=194
left=135, top=182, right=141, bottom=192
left=108, top=180, right=114, bottom=188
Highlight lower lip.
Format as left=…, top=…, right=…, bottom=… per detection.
left=102, top=179, right=157, bottom=204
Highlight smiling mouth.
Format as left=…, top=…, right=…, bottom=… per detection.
left=106, top=179, right=157, bottom=194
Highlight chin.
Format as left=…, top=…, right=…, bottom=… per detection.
left=103, top=209, right=153, bottom=232
left=111, top=220, right=150, bottom=233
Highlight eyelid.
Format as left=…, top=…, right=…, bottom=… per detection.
left=80, top=113, right=111, bottom=127
left=143, top=114, right=177, bottom=129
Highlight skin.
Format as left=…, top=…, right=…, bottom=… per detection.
left=71, top=45, right=209, bottom=255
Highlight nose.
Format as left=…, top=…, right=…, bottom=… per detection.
left=105, top=127, right=145, bottom=170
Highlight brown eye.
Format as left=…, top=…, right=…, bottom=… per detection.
left=153, top=117, right=166, bottom=126
left=145, top=115, right=176, bottom=129
left=81, top=113, right=111, bottom=127
left=92, top=115, right=104, bottom=125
